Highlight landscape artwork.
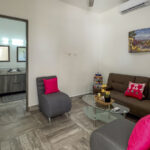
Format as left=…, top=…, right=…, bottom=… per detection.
left=129, top=28, right=150, bottom=53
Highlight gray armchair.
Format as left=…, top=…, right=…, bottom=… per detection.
left=36, top=76, right=72, bottom=122
left=90, top=119, right=135, bottom=150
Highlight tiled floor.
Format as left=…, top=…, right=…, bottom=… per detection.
left=0, top=96, right=104, bottom=150
left=0, top=93, right=26, bottom=103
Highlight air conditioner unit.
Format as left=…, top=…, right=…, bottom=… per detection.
left=120, top=0, right=150, bottom=13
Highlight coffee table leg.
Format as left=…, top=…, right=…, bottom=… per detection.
left=123, top=110, right=127, bottom=118
left=123, top=113, right=127, bottom=118
left=108, top=105, right=111, bottom=119
left=94, top=120, right=96, bottom=127
left=93, top=107, right=97, bottom=127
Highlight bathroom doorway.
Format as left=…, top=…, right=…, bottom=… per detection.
left=0, top=15, right=28, bottom=111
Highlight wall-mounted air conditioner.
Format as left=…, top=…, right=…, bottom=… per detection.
left=120, top=0, right=150, bottom=13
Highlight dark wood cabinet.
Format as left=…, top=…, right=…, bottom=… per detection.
left=0, top=75, right=8, bottom=94
left=0, top=74, right=26, bottom=94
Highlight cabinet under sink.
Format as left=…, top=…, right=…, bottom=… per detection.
left=0, top=74, right=26, bottom=94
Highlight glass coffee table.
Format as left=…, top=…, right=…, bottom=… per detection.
left=82, top=94, right=130, bottom=125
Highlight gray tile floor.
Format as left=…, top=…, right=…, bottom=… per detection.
left=0, top=93, right=26, bottom=103
left=0, top=96, right=104, bottom=150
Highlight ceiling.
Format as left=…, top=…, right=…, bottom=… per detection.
left=60, top=0, right=128, bottom=13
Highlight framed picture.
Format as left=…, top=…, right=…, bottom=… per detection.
left=0, top=45, right=10, bottom=62
left=17, top=47, right=26, bottom=62
left=129, top=28, right=150, bottom=53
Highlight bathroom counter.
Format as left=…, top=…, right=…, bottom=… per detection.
left=0, top=69, right=26, bottom=94
left=0, top=70, right=26, bottom=75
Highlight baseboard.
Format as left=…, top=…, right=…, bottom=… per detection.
left=70, top=91, right=92, bottom=98
left=28, top=92, right=92, bottom=112
left=70, top=92, right=91, bottom=100
left=28, top=105, right=39, bottom=111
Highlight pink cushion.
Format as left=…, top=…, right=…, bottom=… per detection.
left=127, top=115, right=150, bottom=150
left=43, top=78, right=59, bottom=94
left=125, top=82, right=145, bottom=100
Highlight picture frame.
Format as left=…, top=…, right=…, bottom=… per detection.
left=129, top=28, right=150, bottom=53
left=17, top=47, right=26, bottom=62
left=0, top=45, right=10, bottom=62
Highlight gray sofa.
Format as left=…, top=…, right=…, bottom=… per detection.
left=90, top=119, right=135, bottom=150
left=107, top=73, right=150, bottom=117
left=36, top=76, right=72, bottom=122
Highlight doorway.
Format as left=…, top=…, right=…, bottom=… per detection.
left=0, top=15, right=28, bottom=111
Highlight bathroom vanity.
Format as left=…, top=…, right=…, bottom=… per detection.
left=0, top=69, right=26, bottom=94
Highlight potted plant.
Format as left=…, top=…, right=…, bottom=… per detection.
left=105, top=91, right=111, bottom=103
left=100, top=84, right=106, bottom=96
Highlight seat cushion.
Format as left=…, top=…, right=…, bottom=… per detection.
left=107, top=73, right=135, bottom=93
left=41, top=92, right=71, bottom=117
left=111, top=90, right=150, bottom=117
left=90, top=119, right=135, bottom=150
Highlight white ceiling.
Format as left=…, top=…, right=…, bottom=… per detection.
left=60, top=0, right=128, bottom=13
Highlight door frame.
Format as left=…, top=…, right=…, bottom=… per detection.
left=0, top=14, right=29, bottom=111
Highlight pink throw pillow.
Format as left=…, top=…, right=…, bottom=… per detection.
left=127, top=115, right=150, bottom=150
left=125, top=82, right=145, bottom=100
left=43, top=78, right=59, bottom=94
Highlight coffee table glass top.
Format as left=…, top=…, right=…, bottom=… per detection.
left=82, top=94, right=130, bottom=123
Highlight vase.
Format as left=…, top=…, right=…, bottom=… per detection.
left=105, top=96, right=111, bottom=103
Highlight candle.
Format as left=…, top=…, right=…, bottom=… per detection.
left=98, top=93, right=101, bottom=97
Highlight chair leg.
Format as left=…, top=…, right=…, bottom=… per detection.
left=66, top=112, right=70, bottom=118
left=48, top=117, right=51, bottom=123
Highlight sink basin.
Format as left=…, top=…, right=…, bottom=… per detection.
left=8, top=68, right=21, bottom=73
left=0, top=68, right=25, bottom=75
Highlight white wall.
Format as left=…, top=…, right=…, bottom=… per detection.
left=0, top=0, right=101, bottom=106
left=98, top=6, right=150, bottom=83
left=0, top=18, right=26, bottom=69
left=1, top=0, right=149, bottom=107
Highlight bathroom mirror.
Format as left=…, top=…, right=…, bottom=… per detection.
left=0, top=45, right=10, bottom=62
left=17, top=47, right=26, bottom=62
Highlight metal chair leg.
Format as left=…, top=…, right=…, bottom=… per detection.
left=48, top=117, right=51, bottom=123
left=65, top=112, right=70, bottom=118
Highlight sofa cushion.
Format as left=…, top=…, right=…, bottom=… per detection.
left=107, top=73, right=135, bottom=93
left=125, top=82, right=146, bottom=100
left=36, top=76, right=57, bottom=95
left=127, top=115, right=150, bottom=150
left=90, top=119, right=135, bottom=150
left=135, top=76, right=150, bottom=99
left=43, top=78, right=59, bottom=94
left=148, top=81, right=150, bottom=100
left=111, top=90, right=150, bottom=117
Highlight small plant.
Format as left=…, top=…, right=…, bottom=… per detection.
left=101, top=84, right=107, bottom=93
left=101, top=84, right=107, bottom=88
left=101, top=89, right=106, bottom=93
left=105, top=91, right=110, bottom=98
left=104, top=91, right=111, bottom=103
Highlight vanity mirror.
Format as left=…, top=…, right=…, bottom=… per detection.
left=0, top=45, right=10, bottom=62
